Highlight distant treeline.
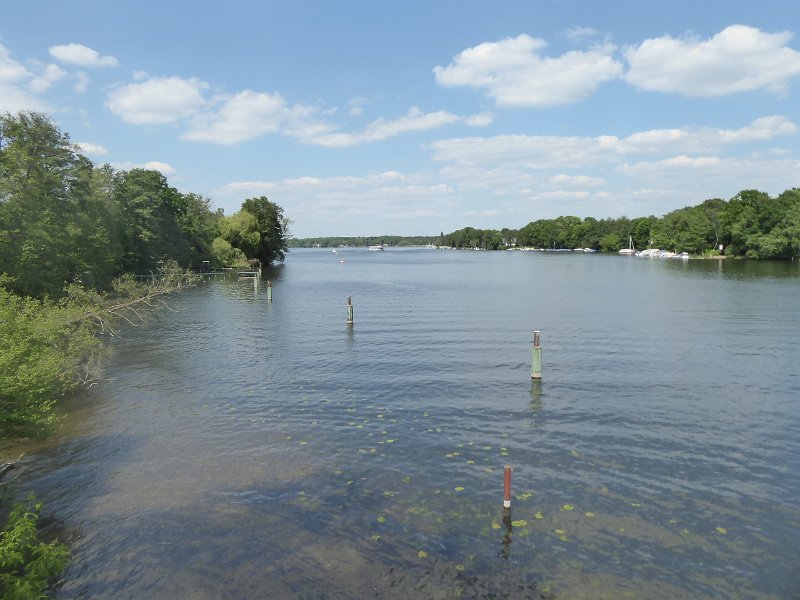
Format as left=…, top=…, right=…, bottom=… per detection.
left=292, top=189, right=799, bottom=258
left=289, top=235, right=439, bottom=248
left=441, top=190, right=800, bottom=258
left=0, top=111, right=290, bottom=299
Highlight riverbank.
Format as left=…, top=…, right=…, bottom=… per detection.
left=0, top=267, right=198, bottom=442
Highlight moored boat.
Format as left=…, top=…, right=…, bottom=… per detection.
left=619, top=236, right=635, bottom=255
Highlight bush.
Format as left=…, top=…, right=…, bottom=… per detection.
left=0, top=495, right=69, bottom=599
left=0, top=289, right=99, bottom=436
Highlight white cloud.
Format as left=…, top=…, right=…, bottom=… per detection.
left=434, top=34, right=623, bottom=107
left=181, top=90, right=335, bottom=145
left=312, top=107, right=460, bottom=147
left=218, top=171, right=458, bottom=235
left=0, top=44, right=51, bottom=112
left=308, top=107, right=462, bottom=147
left=112, top=161, right=176, bottom=176
left=348, top=97, right=368, bottom=116
left=426, top=115, right=800, bottom=221
left=625, top=25, right=800, bottom=96
left=106, top=76, right=209, bottom=124
left=74, top=142, right=108, bottom=156
left=564, top=27, right=601, bottom=42
left=49, top=43, right=118, bottom=68
left=548, top=174, right=605, bottom=187
left=26, top=62, right=66, bottom=94
left=614, top=155, right=800, bottom=202
left=429, top=116, right=797, bottom=170
left=183, top=90, right=290, bottom=144
left=0, top=45, right=29, bottom=84
left=465, top=113, right=493, bottom=127
left=74, top=71, right=90, bottom=93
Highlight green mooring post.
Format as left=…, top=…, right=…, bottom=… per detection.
left=347, top=296, right=354, bottom=325
left=531, top=330, right=542, bottom=379
left=267, top=280, right=273, bottom=302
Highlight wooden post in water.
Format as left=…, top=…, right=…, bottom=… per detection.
left=503, top=465, right=512, bottom=514
left=267, top=280, right=273, bottom=302
left=347, top=296, right=354, bottom=325
left=531, top=330, right=542, bottom=380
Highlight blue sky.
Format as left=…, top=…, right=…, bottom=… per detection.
left=3, top=0, right=800, bottom=238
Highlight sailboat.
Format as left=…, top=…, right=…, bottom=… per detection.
left=619, top=236, right=635, bottom=255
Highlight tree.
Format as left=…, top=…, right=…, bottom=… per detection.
left=600, top=232, right=621, bottom=252
left=0, top=112, right=86, bottom=296
left=218, top=211, right=260, bottom=259
left=240, top=197, right=290, bottom=264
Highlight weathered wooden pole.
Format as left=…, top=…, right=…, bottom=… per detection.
left=531, top=330, right=542, bottom=380
left=503, top=465, right=512, bottom=512
left=347, top=296, right=354, bottom=325
left=267, top=280, right=273, bottom=302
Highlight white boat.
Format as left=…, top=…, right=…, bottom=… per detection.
left=583, top=248, right=597, bottom=253
left=619, top=236, right=635, bottom=255
left=368, top=245, right=384, bottom=251
left=636, top=248, right=660, bottom=257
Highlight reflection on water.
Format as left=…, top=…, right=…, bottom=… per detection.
left=4, top=250, right=800, bottom=599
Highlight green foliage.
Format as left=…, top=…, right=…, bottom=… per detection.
left=218, top=211, right=261, bottom=259
left=599, top=233, right=621, bottom=252
left=0, top=495, right=69, bottom=600
left=721, top=188, right=800, bottom=258
left=289, top=235, right=440, bottom=248
left=0, top=111, right=240, bottom=296
left=0, top=264, right=199, bottom=437
left=439, top=188, right=800, bottom=257
left=210, top=237, right=247, bottom=267
left=0, top=111, right=295, bottom=435
left=0, top=288, right=99, bottom=436
left=443, top=226, right=510, bottom=249
left=240, top=197, right=291, bottom=264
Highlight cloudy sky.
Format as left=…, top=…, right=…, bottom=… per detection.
left=3, top=0, right=800, bottom=237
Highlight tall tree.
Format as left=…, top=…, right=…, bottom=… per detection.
left=240, top=196, right=290, bottom=264
left=0, top=112, right=85, bottom=296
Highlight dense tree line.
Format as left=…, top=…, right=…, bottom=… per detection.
left=289, top=235, right=439, bottom=248
left=443, top=190, right=800, bottom=258
left=1, top=112, right=292, bottom=434
left=0, top=112, right=290, bottom=299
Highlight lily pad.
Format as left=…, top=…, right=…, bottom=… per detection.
left=511, top=519, right=528, bottom=527
left=534, top=511, right=544, bottom=520
left=370, top=534, right=381, bottom=542
left=454, top=486, right=465, bottom=492
left=716, top=527, right=727, bottom=535
left=561, top=504, right=574, bottom=511
left=376, top=516, right=386, bottom=523
left=418, top=550, right=428, bottom=559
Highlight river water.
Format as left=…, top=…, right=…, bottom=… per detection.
left=5, top=249, right=800, bottom=599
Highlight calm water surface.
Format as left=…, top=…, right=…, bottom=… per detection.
left=6, top=249, right=800, bottom=599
